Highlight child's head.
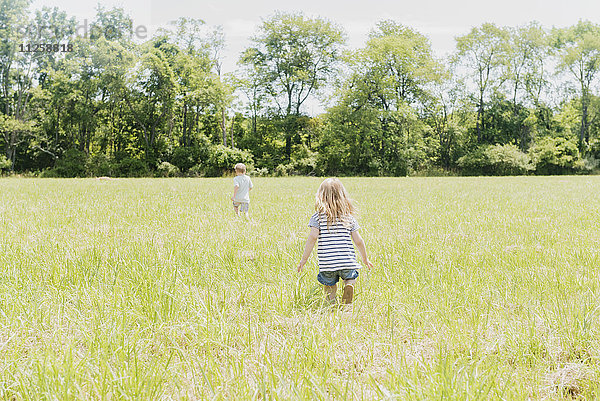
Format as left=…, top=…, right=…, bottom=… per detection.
left=234, top=163, right=246, bottom=175
left=315, top=178, right=354, bottom=224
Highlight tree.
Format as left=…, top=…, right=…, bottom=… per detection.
left=552, top=21, right=600, bottom=148
left=0, top=0, right=42, bottom=169
left=455, top=23, right=509, bottom=143
left=423, top=74, right=472, bottom=168
left=320, top=21, right=442, bottom=175
left=0, top=115, right=34, bottom=170
left=240, top=12, right=345, bottom=159
left=125, top=46, right=176, bottom=162
left=502, top=23, right=549, bottom=149
left=356, top=20, right=442, bottom=108
left=91, top=5, right=133, bottom=41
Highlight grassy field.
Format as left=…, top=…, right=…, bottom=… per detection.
left=1, top=176, right=600, bottom=400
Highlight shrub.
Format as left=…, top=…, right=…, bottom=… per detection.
left=485, top=144, right=533, bottom=175
left=288, top=146, right=318, bottom=175
left=50, top=148, right=88, bottom=177
left=410, top=166, right=457, bottom=177
left=170, top=147, right=197, bottom=172
left=274, top=164, right=292, bottom=176
left=575, top=156, right=599, bottom=173
left=188, top=164, right=203, bottom=177
left=529, top=137, right=580, bottom=175
left=0, top=155, right=11, bottom=173
left=457, top=147, right=489, bottom=175
left=205, top=145, right=253, bottom=177
left=252, top=167, right=270, bottom=177
left=156, top=161, right=180, bottom=177
left=274, top=159, right=315, bottom=177
left=86, top=153, right=114, bottom=177
left=39, top=168, right=59, bottom=177
left=115, top=157, right=150, bottom=177
left=291, top=154, right=317, bottom=176
left=458, top=144, right=532, bottom=176
left=589, top=139, right=600, bottom=160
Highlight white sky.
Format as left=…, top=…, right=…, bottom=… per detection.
left=29, top=0, right=599, bottom=114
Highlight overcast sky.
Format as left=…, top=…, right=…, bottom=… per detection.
left=29, top=0, right=598, bottom=71
left=29, top=0, right=599, bottom=114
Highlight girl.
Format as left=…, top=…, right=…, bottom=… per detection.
left=297, top=178, right=373, bottom=305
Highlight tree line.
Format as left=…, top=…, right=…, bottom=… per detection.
left=2, top=0, right=600, bottom=177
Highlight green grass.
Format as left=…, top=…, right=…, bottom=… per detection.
left=1, top=176, right=600, bottom=399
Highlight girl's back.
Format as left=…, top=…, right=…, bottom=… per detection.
left=308, top=212, right=361, bottom=271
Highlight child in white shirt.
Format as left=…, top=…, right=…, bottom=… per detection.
left=230, top=163, right=253, bottom=219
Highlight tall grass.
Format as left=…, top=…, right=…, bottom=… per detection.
left=1, top=176, right=600, bottom=399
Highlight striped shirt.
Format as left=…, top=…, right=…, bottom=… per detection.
left=308, top=212, right=361, bottom=271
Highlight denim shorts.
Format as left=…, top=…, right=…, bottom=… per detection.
left=317, top=269, right=359, bottom=286
left=232, top=201, right=249, bottom=213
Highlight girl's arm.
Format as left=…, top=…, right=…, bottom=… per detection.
left=297, top=227, right=319, bottom=272
left=351, top=230, right=373, bottom=269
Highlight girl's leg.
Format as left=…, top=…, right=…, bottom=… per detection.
left=341, top=279, right=356, bottom=304
left=324, top=284, right=337, bottom=304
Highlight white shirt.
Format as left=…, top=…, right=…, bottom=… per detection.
left=233, top=175, right=253, bottom=203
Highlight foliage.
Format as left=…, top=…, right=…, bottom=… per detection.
left=86, top=153, right=114, bottom=177
left=485, top=144, right=534, bottom=175
left=458, top=144, right=533, bottom=175
left=170, top=146, right=200, bottom=173
left=318, top=100, right=432, bottom=176
left=156, top=161, right=180, bottom=177
left=114, top=157, right=150, bottom=177
left=188, top=164, right=203, bottom=177
left=0, top=154, right=10, bottom=172
left=252, top=167, right=269, bottom=177
left=529, top=137, right=581, bottom=175
left=239, top=12, right=345, bottom=159
left=47, top=148, right=88, bottom=177
left=454, top=23, right=509, bottom=143
left=2, top=2, right=600, bottom=177
left=205, top=145, right=253, bottom=177
left=552, top=21, right=600, bottom=146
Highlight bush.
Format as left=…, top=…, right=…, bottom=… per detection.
left=115, top=157, right=150, bottom=177
left=286, top=145, right=318, bottom=175
left=410, top=166, right=457, bottom=177
left=274, top=163, right=292, bottom=176
left=458, top=144, right=532, bottom=176
left=156, top=161, right=180, bottom=177
left=589, top=139, right=600, bottom=158
left=291, top=154, right=317, bottom=175
left=252, top=167, right=270, bottom=177
left=170, top=147, right=197, bottom=173
left=49, top=148, right=88, bottom=177
left=205, top=145, right=253, bottom=177
left=86, top=153, right=114, bottom=177
left=39, top=168, right=59, bottom=177
left=457, top=147, right=488, bottom=175
left=575, top=156, right=599, bottom=173
left=529, top=137, right=580, bottom=175
left=274, top=158, right=316, bottom=176
left=485, top=144, right=533, bottom=175
left=188, top=164, right=203, bottom=177
left=0, top=155, right=11, bottom=173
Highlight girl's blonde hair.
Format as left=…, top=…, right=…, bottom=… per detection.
left=315, top=178, right=355, bottom=226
